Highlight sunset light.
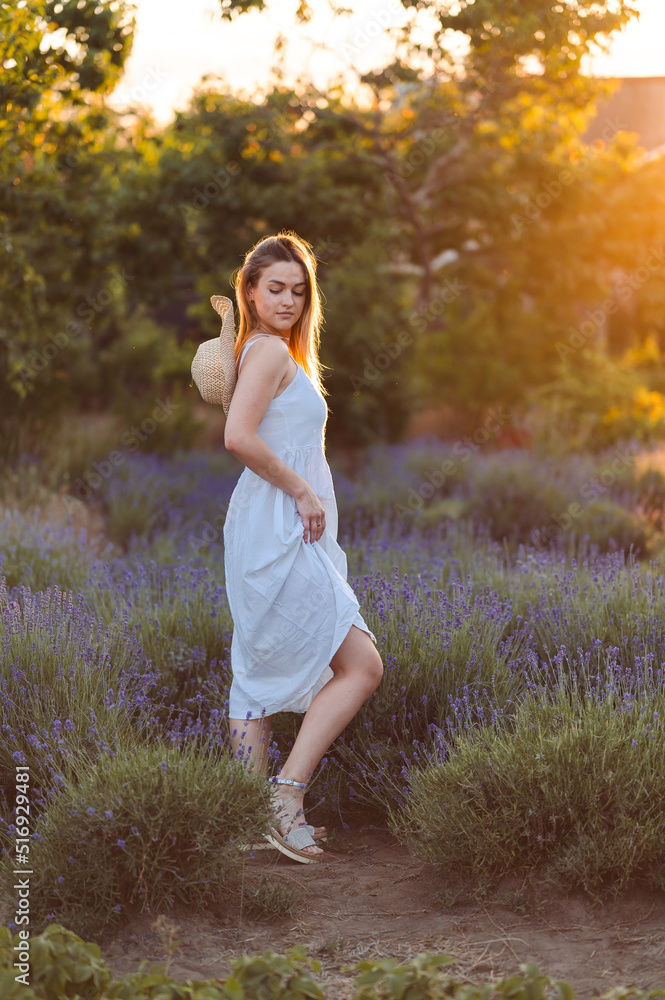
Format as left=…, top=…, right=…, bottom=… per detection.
left=108, top=0, right=665, bottom=126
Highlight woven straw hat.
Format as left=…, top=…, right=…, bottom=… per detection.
left=191, top=295, right=237, bottom=416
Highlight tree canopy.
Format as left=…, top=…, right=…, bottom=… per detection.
left=2, top=0, right=664, bottom=450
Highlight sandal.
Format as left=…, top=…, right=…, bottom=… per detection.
left=239, top=824, right=326, bottom=852
left=238, top=778, right=327, bottom=854
left=264, top=777, right=325, bottom=864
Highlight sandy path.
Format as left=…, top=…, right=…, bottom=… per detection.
left=97, top=828, right=665, bottom=998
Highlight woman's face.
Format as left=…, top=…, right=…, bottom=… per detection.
left=248, top=261, right=307, bottom=335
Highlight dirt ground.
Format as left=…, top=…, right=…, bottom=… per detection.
left=92, top=827, right=665, bottom=998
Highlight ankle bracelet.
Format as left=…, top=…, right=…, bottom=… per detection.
left=271, top=776, right=307, bottom=791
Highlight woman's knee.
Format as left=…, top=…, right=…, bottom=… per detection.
left=367, top=649, right=384, bottom=692
left=330, top=626, right=383, bottom=692
left=355, top=648, right=383, bottom=696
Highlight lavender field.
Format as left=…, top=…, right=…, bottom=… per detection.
left=2, top=434, right=665, bottom=936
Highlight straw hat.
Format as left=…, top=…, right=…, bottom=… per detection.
left=191, top=295, right=237, bottom=416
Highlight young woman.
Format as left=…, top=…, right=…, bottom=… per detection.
left=223, top=231, right=383, bottom=862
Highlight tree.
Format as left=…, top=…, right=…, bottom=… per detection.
left=0, top=1, right=137, bottom=424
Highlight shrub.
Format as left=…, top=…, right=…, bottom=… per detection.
left=562, top=499, right=650, bottom=558
left=0, top=581, right=159, bottom=799
left=393, top=675, right=665, bottom=900
left=0, top=512, right=99, bottom=593
left=350, top=953, right=665, bottom=999
left=0, top=744, right=272, bottom=937
left=461, top=456, right=571, bottom=548
left=524, top=348, right=652, bottom=454
left=410, top=498, right=465, bottom=531
left=351, top=952, right=457, bottom=1000
left=633, top=465, right=665, bottom=533
left=293, top=563, right=526, bottom=825
left=221, top=948, right=323, bottom=1000
left=88, top=450, right=240, bottom=554
left=332, top=438, right=467, bottom=532
left=87, top=559, right=234, bottom=698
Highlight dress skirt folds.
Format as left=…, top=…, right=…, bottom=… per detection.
left=223, top=336, right=376, bottom=720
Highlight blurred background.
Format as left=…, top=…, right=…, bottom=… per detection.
left=3, top=0, right=665, bottom=466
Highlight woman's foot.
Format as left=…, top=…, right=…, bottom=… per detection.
left=272, top=782, right=324, bottom=857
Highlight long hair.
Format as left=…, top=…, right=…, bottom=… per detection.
left=231, top=231, right=329, bottom=399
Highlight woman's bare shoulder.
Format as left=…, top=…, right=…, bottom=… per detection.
left=238, top=334, right=290, bottom=377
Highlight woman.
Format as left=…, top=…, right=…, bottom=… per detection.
left=223, top=231, right=384, bottom=863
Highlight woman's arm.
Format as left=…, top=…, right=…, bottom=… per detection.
left=224, top=336, right=326, bottom=543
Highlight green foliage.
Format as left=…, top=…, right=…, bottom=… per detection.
left=563, top=499, right=649, bottom=558
left=459, top=455, right=651, bottom=557
left=0, top=922, right=111, bottom=1000
left=350, top=951, right=664, bottom=1000
left=0, top=925, right=326, bottom=999
left=462, top=455, right=571, bottom=548
left=0, top=0, right=134, bottom=123
left=390, top=0, right=663, bottom=424
left=1, top=925, right=665, bottom=999
left=526, top=350, right=665, bottom=455
left=2, top=0, right=664, bottom=444
left=159, top=84, right=415, bottom=448
left=394, top=678, right=665, bottom=900
left=0, top=745, right=272, bottom=937
left=351, top=952, right=457, bottom=1000
left=223, top=947, right=323, bottom=1000
left=2, top=0, right=663, bottom=442
left=0, top=1, right=140, bottom=424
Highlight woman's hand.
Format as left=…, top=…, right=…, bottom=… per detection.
left=293, top=485, right=326, bottom=544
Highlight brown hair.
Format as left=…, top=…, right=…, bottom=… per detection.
left=231, top=231, right=329, bottom=399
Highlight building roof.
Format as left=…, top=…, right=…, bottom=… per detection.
left=582, top=76, right=665, bottom=154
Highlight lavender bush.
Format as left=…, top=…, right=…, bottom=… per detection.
left=3, top=436, right=665, bottom=910
left=0, top=581, right=161, bottom=802
left=394, top=669, right=665, bottom=900
left=0, top=744, right=272, bottom=937
left=0, top=511, right=101, bottom=592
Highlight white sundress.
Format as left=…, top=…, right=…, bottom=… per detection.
left=223, top=334, right=377, bottom=720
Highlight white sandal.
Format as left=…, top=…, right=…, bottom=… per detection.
left=239, top=823, right=326, bottom=851
left=264, top=777, right=325, bottom=864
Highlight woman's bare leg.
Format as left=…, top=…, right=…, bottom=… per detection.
left=228, top=712, right=327, bottom=840
left=229, top=714, right=272, bottom=774
left=273, top=625, right=384, bottom=856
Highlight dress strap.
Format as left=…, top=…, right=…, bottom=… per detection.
left=237, top=334, right=271, bottom=375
